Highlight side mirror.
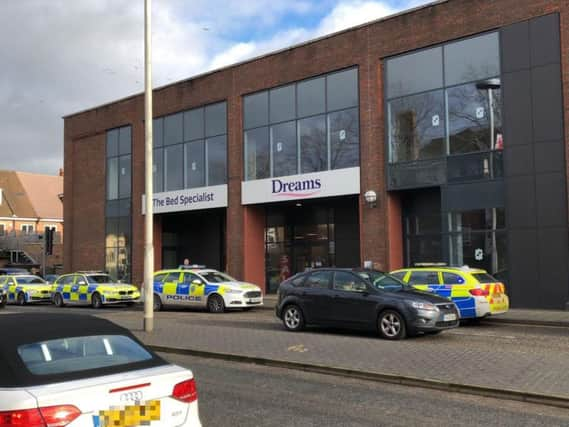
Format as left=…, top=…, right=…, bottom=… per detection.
left=191, top=279, right=204, bottom=286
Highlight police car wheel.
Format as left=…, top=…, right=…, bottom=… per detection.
left=153, top=294, right=162, bottom=311
left=378, top=310, right=407, bottom=340
left=54, top=293, right=65, bottom=307
left=17, top=292, right=26, bottom=306
left=207, top=295, right=225, bottom=313
left=91, top=293, right=103, bottom=309
left=283, top=305, right=305, bottom=332
left=0, top=296, right=6, bottom=308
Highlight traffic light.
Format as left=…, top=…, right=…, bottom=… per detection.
left=44, top=227, right=54, bottom=256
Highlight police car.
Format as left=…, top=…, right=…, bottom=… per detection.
left=52, top=271, right=141, bottom=309
left=152, top=266, right=263, bottom=313
left=0, top=313, right=201, bottom=426
left=0, top=274, right=53, bottom=305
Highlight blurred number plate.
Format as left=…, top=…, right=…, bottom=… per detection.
left=92, top=400, right=160, bottom=427
left=248, top=298, right=261, bottom=303
left=443, top=313, right=457, bottom=321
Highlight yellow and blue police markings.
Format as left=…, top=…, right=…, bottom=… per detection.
left=0, top=275, right=52, bottom=304
left=52, top=273, right=140, bottom=307
left=391, top=267, right=508, bottom=319
left=153, top=267, right=263, bottom=312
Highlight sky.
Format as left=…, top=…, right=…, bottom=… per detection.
left=0, top=0, right=431, bottom=175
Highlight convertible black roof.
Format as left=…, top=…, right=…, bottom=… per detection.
left=0, top=313, right=166, bottom=388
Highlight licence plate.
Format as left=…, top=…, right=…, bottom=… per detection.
left=93, top=401, right=160, bottom=427
left=121, top=295, right=132, bottom=299
left=248, top=298, right=261, bottom=303
left=443, top=313, right=457, bottom=322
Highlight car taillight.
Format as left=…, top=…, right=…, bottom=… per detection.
left=0, top=405, right=80, bottom=427
left=469, top=288, right=489, bottom=296
left=172, top=378, right=198, bottom=403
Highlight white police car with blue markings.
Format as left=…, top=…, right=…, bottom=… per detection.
left=152, top=266, right=263, bottom=313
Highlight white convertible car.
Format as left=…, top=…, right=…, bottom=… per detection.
left=0, top=313, right=201, bottom=427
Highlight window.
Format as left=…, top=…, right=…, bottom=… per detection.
left=290, top=274, right=307, bottom=287
left=442, top=273, right=465, bottom=285
left=18, top=335, right=152, bottom=375
left=306, top=271, right=332, bottom=289
left=408, top=271, right=439, bottom=285
left=86, top=275, right=112, bottom=284
left=153, top=273, right=168, bottom=283
left=106, top=125, right=131, bottom=282
left=207, top=135, right=227, bottom=186
left=56, top=275, right=74, bottom=285
left=183, top=272, right=201, bottom=284
left=165, top=144, right=184, bottom=191
left=386, top=47, right=443, bottom=98
left=184, top=109, right=204, bottom=141
left=390, top=271, right=406, bottom=281
left=164, top=113, right=183, bottom=146
left=21, top=224, right=34, bottom=234
left=185, top=140, right=205, bottom=188
left=205, top=103, right=227, bottom=137
left=243, top=67, right=359, bottom=180
left=333, top=271, right=367, bottom=292
left=472, top=272, right=497, bottom=283
left=153, top=148, right=163, bottom=193
left=164, top=272, right=181, bottom=283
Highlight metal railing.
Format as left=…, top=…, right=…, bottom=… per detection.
left=0, top=231, right=62, bottom=251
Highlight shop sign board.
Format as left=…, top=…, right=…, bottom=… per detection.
left=241, top=167, right=360, bottom=205
left=142, top=184, right=228, bottom=214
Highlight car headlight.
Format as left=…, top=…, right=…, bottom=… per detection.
left=410, top=301, right=438, bottom=311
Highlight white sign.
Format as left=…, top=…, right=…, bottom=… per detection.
left=142, top=184, right=228, bottom=214
left=474, top=248, right=484, bottom=261
left=241, top=167, right=360, bottom=205
left=339, top=129, right=346, bottom=140
left=476, top=107, right=485, bottom=119
left=432, top=114, right=440, bottom=127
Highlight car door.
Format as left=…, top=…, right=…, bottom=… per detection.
left=298, top=270, right=333, bottom=324
left=72, top=274, right=89, bottom=305
left=407, top=270, right=444, bottom=296
left=182, top=272, right=206, bottom=307
left=441, top=272, right=473, bottom=317
left=328, top=271, right=377, bottom=327
left=161, top=272, right=183, bottom=306
left=58, top=274, right=76, bottom=304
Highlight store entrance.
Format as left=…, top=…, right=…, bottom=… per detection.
left=161, top=208, right=226, bottom=270
left=264, top=196, right=360, bottom=293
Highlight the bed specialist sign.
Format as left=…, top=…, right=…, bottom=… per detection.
left=142, top=184, right=228, bottom=214
left=241, top=167, right=360, bottom=205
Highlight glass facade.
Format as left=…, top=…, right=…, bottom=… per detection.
left=386, top=32, right=502, bottom=164
left=105, top=126, right=131, bottom=282
left=153, top=102, right=227, bottom=192
left=244, top=67, right=359, bottom=180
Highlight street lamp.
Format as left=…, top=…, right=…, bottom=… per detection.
left=364, top=190, right=377, bottom=208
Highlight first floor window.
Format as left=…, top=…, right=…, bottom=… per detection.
left=21, top=224, right=34, bottom=234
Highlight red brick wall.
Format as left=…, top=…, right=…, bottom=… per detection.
left=64, top=0, right=567, bottom=284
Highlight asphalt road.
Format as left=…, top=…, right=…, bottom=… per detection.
left=161, top=352, right=569, bottom=427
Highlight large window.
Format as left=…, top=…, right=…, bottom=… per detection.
left=106, top=126, right=131, bottom=281
left=386, top=32, right=501, bottom=163
left=153, top=102, right=227, bottom=191
left=244, top=67, right=359, bottom=180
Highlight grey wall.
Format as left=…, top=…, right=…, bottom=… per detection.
left=501, top=13, right=569, bottom=309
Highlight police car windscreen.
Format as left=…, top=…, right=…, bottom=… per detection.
left=15, top=275, right=46, bottom=284
left=17, top=335, right=153, bottom=376
left=87, top=274, right=112, bottom=284
left=200, top=271, right=236, bottom=283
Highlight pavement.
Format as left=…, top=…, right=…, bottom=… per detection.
left=86, top=302, right=569, bottom=408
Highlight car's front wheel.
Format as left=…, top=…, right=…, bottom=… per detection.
left=91, top=293, right=103, bottom=309
left=17, top=292, right=26, bottom=306
left=378, top=309, right=406, bottom=340
left=54, top=293, right=65, bottom=307
left=207, top=294, right=225, bottom=313
left=282, top=304, right=305, bottom=332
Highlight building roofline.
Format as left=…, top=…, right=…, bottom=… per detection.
left=63, top=0, right=448, bottom=120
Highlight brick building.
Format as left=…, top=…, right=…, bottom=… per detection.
left=64, top=0, right=569, bottom=309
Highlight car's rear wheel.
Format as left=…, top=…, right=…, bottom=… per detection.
left=54, top=293, right=65, bottom=307
left=208, top=294, right=225, bottom=313
left=378, top=310, right=406, bottom=340
left=17, top=292, right=26, bottom=306
left=153, top=293, right=162, bottom=311
left=91, top=292, right=103, bottom=309
left=0, top=295, right=6, bottom=308
left=282, top=304, right=305, bottom=332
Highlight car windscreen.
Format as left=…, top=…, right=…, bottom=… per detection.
left=356, top=271, right=408, bottom=291
left=200, top=271, right=236, bottom=283
left=15, top=276, right=47, bottom=285
left=86, top=275, right=112, bottom=284
left=472, top=273, right=498, bottom=283
left=18, top=335, right=153, bottom=376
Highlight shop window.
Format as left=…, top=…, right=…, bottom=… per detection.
left=448, top=83, right=502, bottom=154
left=270, top=84, right=295, bottom=124
left=386, top=46, right=443, bottom=99
left=444, top=32, right=500, bottom=86
left=153, top=148, right=163, bottom=193
left=244, top=92, right=269, bottom=130
left=164, top=112, right=183, bottom=146
left=329, top=108, right=359, bottom=169
left=184, top=109, right=204, bottom=142
left=297, top=76, right=325, bottom=118
left=245, top=127, right=270, bottom=180
left=207, top=135, right=227, bottom=186
left=299, top=115, right=327, bottom=173
left=205, top=102, right=227, bottom=137
left=327, top=68, right=358, bottom=111
left=388, top=90, right=445, bottom=162
left=164, top=144, right=184, bottom=191
left=271, top=121, right=297, bottom=177
left=185, top=140, right=205, bottom=188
